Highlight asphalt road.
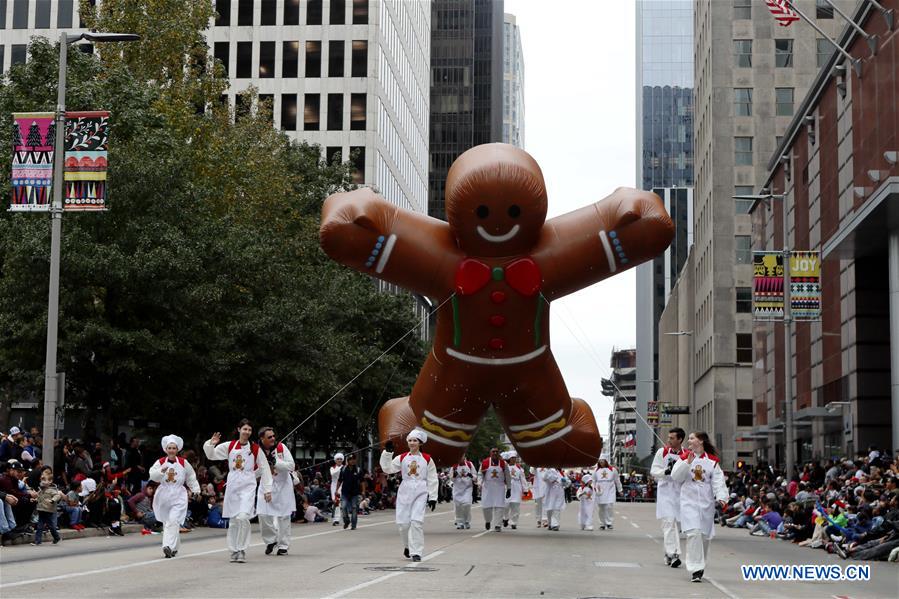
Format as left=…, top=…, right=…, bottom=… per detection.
left=0, top=502, right=896, bottom=598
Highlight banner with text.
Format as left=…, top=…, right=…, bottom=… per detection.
left=753, top=251, right=785, bottom=321
left=790, top=251, right=821, bottom=321
left=10, top=112, right=55, bottom=212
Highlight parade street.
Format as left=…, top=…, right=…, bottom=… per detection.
left=0, top=502, right=894, bottom=599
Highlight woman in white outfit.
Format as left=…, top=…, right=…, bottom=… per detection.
left=503, top=452, right=527, bottom=529
left=330, top=453, right=344, bottom=525
left=593, top=458, right=623, bottom=530
left=203, top=420, right=273, bottom=563
left=541, top=468, right=565, bottom=531
left=650, top=427, right=687, bottom=568
left=671, top=431, right=729, bottom=583
left=530, top=467, right=547, bottom=527
left=451, top=455, right=475, bottom=529
left=379, top=429, right=438, bottom=562
left=148, top=434, right=200, bottom=558
left=576, top=473, right=596, bottom=531
left=256, top=427, right=296, bottom=556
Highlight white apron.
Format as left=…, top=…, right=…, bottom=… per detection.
left=223, top=442, right=260, bottom=518
left=507, top=465, right=525, bottom=504
left=152, top=457, right=188, bottom=524
left=257, top=443, right=296, bottom=517
left=673, top=453, right=729, bottom=539
left=480, top=459, right=507, bottom=509
left=451, top=462, right=474, bottom=504
left=531, top=467, right=546, bottom=499
left=652, top=447, right=684, bottom=520
left=541, top=469, right=565, bottom=511
left=330, top=465, right=341, bottom=500
left=577, top=485, right=596, bottom=523
left=594, top=467, right=619, bottom=505
left=396, top=453, right=431, bottom=524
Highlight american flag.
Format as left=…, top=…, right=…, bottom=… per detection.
left=765, top=0, right=801, bottom=27
left=624, top=433, right=636, bottom=448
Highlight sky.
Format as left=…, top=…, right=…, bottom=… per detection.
left=504, top=0, right=638, bottom=443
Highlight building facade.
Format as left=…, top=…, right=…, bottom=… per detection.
left=691, top=0, right=852, bottom=467
left=501, top=12, right=523, bottom=148
left=607, top=348, right=638, bottom=468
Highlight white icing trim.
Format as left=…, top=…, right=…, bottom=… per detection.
left=477, top=224, right=520, bottom=243
left=375, top=234, right=397, bottom=274
left=514, top=425, right=574, bottom=448
left=508, top=409, right=565, bottom=432
left=426, top=431, right=471, bottom=447
left=445, top=345, right=547, bottom=366
left=598, top=230, right=616, bottom=273
left=423, top=410, right=478, bottom=431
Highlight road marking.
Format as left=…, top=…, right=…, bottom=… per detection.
left=593, top=561, right=641, bottom=568
left=322, top=551, right=444, bottom=599
left=630, top=521, right=639, bottom=528
left=707, top=577, right=739, bottom=599
left=645, top=533, right=660, bottom=545
left=471, top=530, right=490, bottom=538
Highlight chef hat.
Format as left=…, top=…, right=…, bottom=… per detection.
left=506, top=450, right=518, bottom=460
left=406, top=428, right=428, bottom=444
left=334, top=452, right=345, bottom=461
left=161, top=434, right=184, bottom=452
left=79, top=477, right=97, bottom=497
left=582, top=474, right=593, bottom=484
left=500, top=451, right=511, bottom=460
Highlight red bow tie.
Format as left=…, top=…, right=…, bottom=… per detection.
left=455, top=258, right=541, bottom=296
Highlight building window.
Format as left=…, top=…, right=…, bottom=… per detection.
left=215, top=0, right=230, bottom=25
left=327, top=93, right=344, bottom=130
left=736, top=334, right=752, bottom=363
left=736, top=287, right=752, bottom=313
left=351, top=93, right=366, bottom=130
left=307, top=0, right=322, bottom=25
left=351, top=40, right=367, bottom=77
left=329, top=40, right=345, bottom=77
left=284, top=0, right=300, bottom=25
left=237, top=0, right=253, bottom=26
left=260, top=0, right=276, bottom=25
left=735, top=137, right=753, bottom=166
left=735, top=236, right=752, bottom=265
left=305, top=41, right=321, bottom=77
left=327, top=146, right=342, bottom=164
left=12, top=0, right=29, bottom=29
left=775, top=39, right=793, bottom=68
left=816, top=0, right=834, bottom=19
left=737, top=399, right=754, bottom=426
left=236, top=41, right=252, bottom=78
left=304, top=93, right=320, bottom=130
left=283, top=41, right=299, bottom=78
left=734, top=40, right=752, bottom=67
left=0, top=47, right=4, bottom=73
left=350, top=146, right=365, bottom=184
left=214, top=42, right=230, bottom=76
left=258, top=94, right=274, bottom=125
left=353, top=0, right=368, bottom=24
left=235, top=93, right=251, bottom=122
left=259, top=41, right=275, bottom=78
left=35, top=0, right=50, bottom=28
left=330, top=0, right=345, bottom=24
left=734, top=88, right=752, bottom=117
left=734, top=0, right=751, bottom=19
left=735, top=186, right=755, bottom=213
left=816, top=38, right=833, bottom=68
left=57, top=0, right=74, bottom=28
left=776, top=87, right=794, bottom=116
left=0, top=0, right=6, bottom=28
left=11, top=44, right=26, bottom=64
left=281, top=94, right=297, bottom=131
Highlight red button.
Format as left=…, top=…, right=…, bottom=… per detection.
left=489, top=338, right=505, bottom=350
left=489, top=315, right=506, bottom=327
left=490, top=291, right=506, bottom=304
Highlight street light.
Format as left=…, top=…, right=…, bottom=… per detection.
left=41, top=30, right=140, bottom=471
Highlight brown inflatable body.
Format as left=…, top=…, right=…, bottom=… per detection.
left=320, top=144, right=673, bottom=466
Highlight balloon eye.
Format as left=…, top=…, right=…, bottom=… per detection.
left=508, top=204, right=521, bottom=218
left=476, top=205, right=489, bottom=218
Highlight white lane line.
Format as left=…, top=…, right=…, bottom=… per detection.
left=1, top=511, right=454, bottom=589
left=471, top=530, right=490, bottom=538
left=645, top=533, right=660, bottom=545
left=707, top=577, right=739, bottom=599
left=322, top=550, right=445, bottom=599
left=630, top=521, right=640, bottom=528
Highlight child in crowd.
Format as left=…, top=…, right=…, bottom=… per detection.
left=33, top=469, right=65, bottom=545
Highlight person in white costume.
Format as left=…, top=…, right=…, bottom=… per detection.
left=203, top=419, right=273, bottom=563
left=478, top=448, right=511, bottom=532
left=379, top=429, right=438, bottom=562
left=330, top=453, right=344, bottom=526
left=650, top=427, right=687, bottom=568
left=148, top=434, right=200, bottom=559
left=593, top=457, right=623, bottom=530
left=671, top=431, right=729, bottom=583
left=502, top=451, right=528, bottom=529
left=256, top=427, right=296, bottom=556
left=450, top=454, right=475, bottom=529
left=530, top=466, right=548, bottom=527
left=576, top=473, right=596, bottom=531
left=541, top=468, right=566, bottom=531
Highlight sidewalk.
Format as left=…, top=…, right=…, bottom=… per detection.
left=2, top=523, right=145, bottom=547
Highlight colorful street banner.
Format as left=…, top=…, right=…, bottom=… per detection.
left=790, top=251, right=821, bottom=321
left=753, top=251, right=785, bottom=321
left=10, top=112, right=55, bottom=212
left=64, top=111, right=109, bottom=211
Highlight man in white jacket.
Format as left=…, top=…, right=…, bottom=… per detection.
left=650, top=427, right=686, bottom=568
left=541, top=468, right=566, bottom=531
left=530, top=466, right=548, bottom=527
left=478, top=448, right=511, bottom=532
left=256, top=427, right=296, bottom=556
left=502, top=451, right=527, bottom=530
left=330, top=453, right=344, bottom=526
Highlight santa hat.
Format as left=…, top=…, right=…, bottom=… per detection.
left=161, top=434, right=184, bottom=452
left=406, top=428, right=428, bottom=444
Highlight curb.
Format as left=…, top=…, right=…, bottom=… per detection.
left=2, top=523, right=144, bottom=546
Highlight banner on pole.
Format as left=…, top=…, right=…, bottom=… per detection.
left=64, top=111, right=109, bottom=211
left=790, top=251, right=821, bottom=321
left=10, top=112, right=55, bottom=212
left=753, top=251, right=785, bottom=321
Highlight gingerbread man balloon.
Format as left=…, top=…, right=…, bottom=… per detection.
left=320, top=144, right=673, bottom=466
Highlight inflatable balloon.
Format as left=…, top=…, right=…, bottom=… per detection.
left=320, top=144, right=673, bottom=466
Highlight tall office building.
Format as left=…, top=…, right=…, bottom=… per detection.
left=428, top=0, right=503, bottom=221
left=634, top=0, right=694, bottom=463
left=692, top=0, right=851, bottom=467
left=1, top=0, right=429, bottom=215
left=501, top=12, right=523, bottom=148
left=607, top=348, right=637, bottom=468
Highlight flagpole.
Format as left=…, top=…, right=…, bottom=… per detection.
left=821, top=0, right=879, bottom=55
left=782, top=0, right=863, bottom=76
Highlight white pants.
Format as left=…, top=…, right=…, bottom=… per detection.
left=259, top=514, right=291, bottom=550
left=535, top=497, right=546, bottom=523
left=332, top=503, right=341, bottom=522
left=454, top=502, right=471, bottom=525
left=661, top=518, right=681, bottom=556
left=227, top=512, right=251, bottom=553
left=399, top=520, right=424, bottom=556
left=483, top=507, right=502, bottom=527
left=504, top=502, right=521, bottom=526
left=597, top=504, right=614, bottom=527
left=546, top=509, right=560, bottom=529
left=162, top=520, right=181, bottom=553
left=684, top=528, right=711, bottom=573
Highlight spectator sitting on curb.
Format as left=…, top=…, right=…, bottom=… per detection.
left=63, top=481, right=85, bottom=530
left=127, top=484, right=159, bottom=531
left=206, top=495, right=227, bottom=529
left=0, top=460, right=37, bottom=534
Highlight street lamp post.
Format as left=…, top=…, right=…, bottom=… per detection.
left=41, top=31, right=139, bottom=471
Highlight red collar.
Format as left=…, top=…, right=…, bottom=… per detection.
left=455, top=258, right=541, bottom=296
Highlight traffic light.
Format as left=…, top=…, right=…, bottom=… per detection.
left=601, top=378, right=615, bottom=397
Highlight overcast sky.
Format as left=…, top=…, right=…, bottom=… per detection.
left=504, top=0, right=637, bottom=443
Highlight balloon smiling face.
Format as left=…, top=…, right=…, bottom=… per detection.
left=445, top=144, right=548, bottom=257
